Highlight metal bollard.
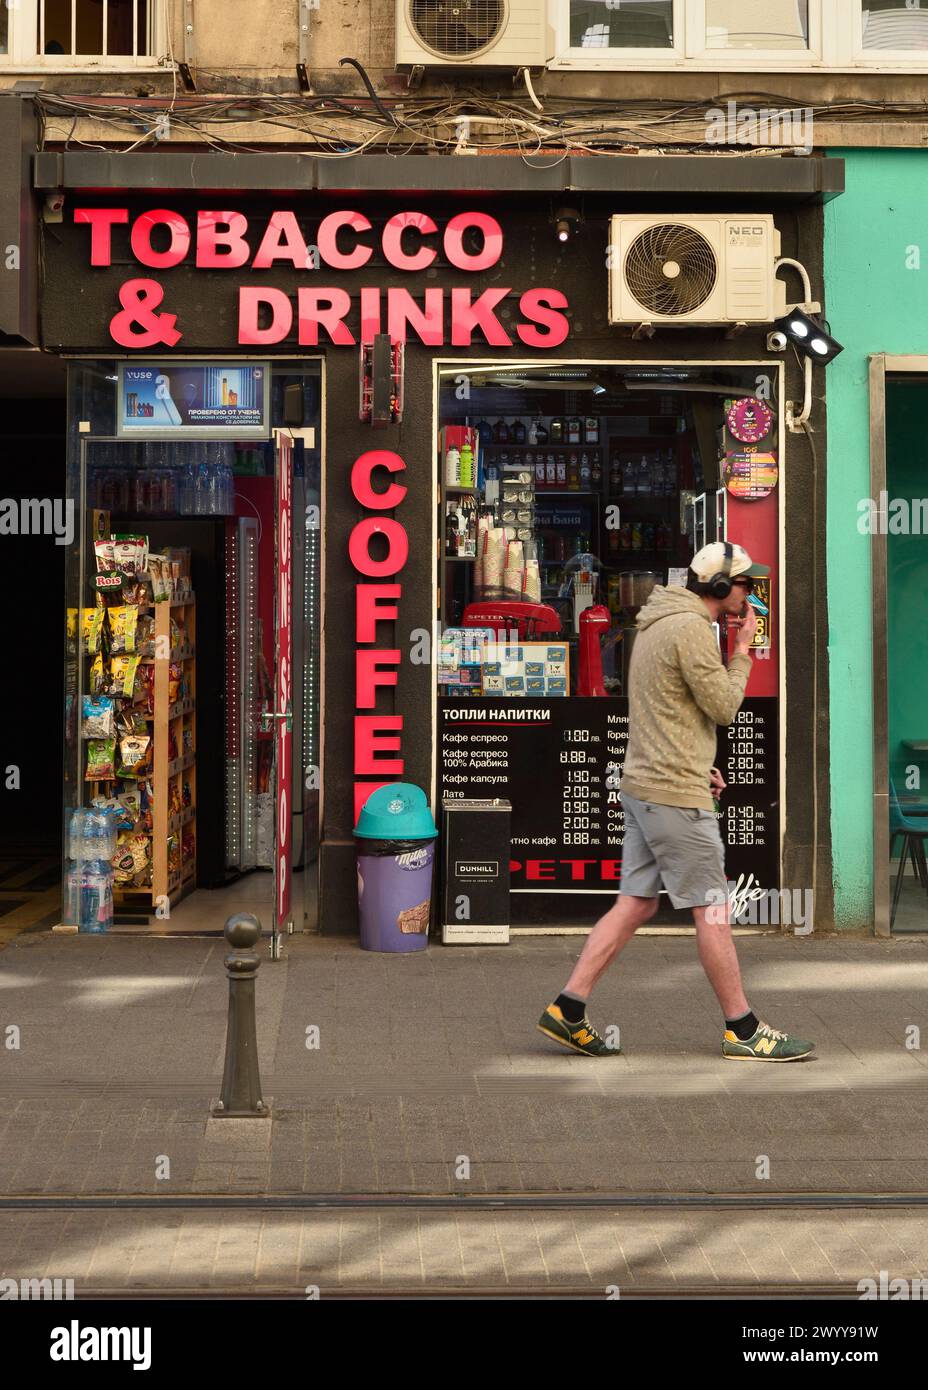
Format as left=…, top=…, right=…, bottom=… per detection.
left=211, top=913, right=269, bottom=1119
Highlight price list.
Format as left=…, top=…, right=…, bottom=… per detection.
left=715, top=697, right=779, bottom=890
left=438, top=695, right=778, bottom=894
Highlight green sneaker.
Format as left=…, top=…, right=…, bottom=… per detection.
left=722, top=1020, right=815, bottom=1062
left=536, top=1003, right=619, bottom=1057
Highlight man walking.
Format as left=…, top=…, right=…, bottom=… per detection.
left=538, top=541, right=814, bottom=1062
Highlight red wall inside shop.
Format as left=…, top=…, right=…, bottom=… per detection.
left=234, top=476, right=276, bottom=675
left=725, top=490, right=778, bottom=698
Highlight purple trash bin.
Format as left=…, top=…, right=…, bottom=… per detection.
left=357, top=839, right=435, bottom=952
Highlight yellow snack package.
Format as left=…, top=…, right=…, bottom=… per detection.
left=81, top=607, right=105, bottom=654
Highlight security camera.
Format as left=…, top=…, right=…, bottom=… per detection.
left=43, top=191, right=65, bottom=223
left=766, top=330, right=789, bottom=352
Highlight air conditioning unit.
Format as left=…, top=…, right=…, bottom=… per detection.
left=395, top=0, right=550, bottom=69
left=608, top=215, right=787, bottom=327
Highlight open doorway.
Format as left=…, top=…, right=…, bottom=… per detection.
left=60, top=361, right=321, bottom=947
left=871, top=359, right=928, bottom=934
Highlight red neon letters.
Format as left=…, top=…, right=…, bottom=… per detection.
left=75, top=206, right=571, bottom=350
left=351, top=450, right=409, bottom=825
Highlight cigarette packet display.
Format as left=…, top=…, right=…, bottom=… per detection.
left=481, top=642, right=570, bottom=697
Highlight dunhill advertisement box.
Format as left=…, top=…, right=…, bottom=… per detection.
left=441, top=798, right=511, bottom=945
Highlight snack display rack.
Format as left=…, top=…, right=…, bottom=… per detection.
left=148, top=593, right=197, bottom=907
left=79, top=531, right=197, bottom=915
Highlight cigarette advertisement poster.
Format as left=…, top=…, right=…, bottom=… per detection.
left=117, top=362, right=270, bottom=439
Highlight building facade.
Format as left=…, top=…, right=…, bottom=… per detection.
left=2, top=1, right=926, bottom=938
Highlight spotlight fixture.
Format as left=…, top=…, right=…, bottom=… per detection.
left=553, top=206, right=581, bottom=244
left=773, top=310, right=844, bottom=365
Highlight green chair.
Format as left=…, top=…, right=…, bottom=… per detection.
left=889, top=780, right=928, bottom=927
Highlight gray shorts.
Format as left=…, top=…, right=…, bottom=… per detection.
left=619, top=792, right=728, bottom=909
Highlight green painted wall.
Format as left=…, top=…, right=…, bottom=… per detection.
left=825, top=151, right=928, bottom=926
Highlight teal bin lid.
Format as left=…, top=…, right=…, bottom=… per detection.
left=354, top=783, right=439, bottom=840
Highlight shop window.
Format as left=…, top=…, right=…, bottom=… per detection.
left=435, top=361, right=782, bottom=908
left=2, top=0, right=157, bottom=64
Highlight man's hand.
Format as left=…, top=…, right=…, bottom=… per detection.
left=710, top=767, right=727, bottom=798
left=732, top=603, right=758, bottom=654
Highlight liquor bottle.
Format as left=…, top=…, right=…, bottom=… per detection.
left=637, top=454, right=651, bottom=495
left=545, top=453, right=556, bottom=488
left=528, top=417, right=539, bottom=446
left=493, top=418, right=509, bottom=444
left=549, top=416, right=565, bottom=445
left=568, top=453, right=579, bottom=491
left=610, top=453, right=622, bottom=494
left=584, top=417, right=599, bottom=445
left=622, top=457, right=635, bottom=495
left=535, top=454, right=547, bottom=489
left=591, top=451, right=602, bottom=487
left=534, top=417, right=549, bottom=446
left=512, top=418, right=527, bottom=445
left=580, top=452, right=592, bottom=489
left=567, top=416, right=582, bottom=445
left=556, top=453, right=567, bottom=487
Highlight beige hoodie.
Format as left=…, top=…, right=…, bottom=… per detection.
left=620, top=585, right=752, bottom=812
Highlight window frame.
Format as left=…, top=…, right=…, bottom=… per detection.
left=0, top=0, right=166, bottom=70
left=549, top=0, right=928, bottom=72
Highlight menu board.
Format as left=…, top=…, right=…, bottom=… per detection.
left=438, top=696, right=778, bottom=897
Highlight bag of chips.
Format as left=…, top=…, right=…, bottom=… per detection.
left=113, top=534, right=148, bottom=579
left=89, top=652, right=107, bottom=696
left=112, top=831, right=151, bottom=885
left=81, top=608, right=105, bottom=654
left=81, top=695, right=115, bottom=739
left=108, top=605, right=139, bottom=654
left=94, top=539, right=116, bottom=575
left=108, top=653, right=141, bottom=698
left=147, top=554, right=170, bottom=603
left=117, top=734, right=151, bottom=778
left=85, top=737, right=116, bottom=781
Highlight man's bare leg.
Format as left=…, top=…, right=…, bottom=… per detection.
left=692, top=904, right=750, bottom=1018
left=563, top=894, right=658, bottom=999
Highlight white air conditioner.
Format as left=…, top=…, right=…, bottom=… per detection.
left=395, top=0, right=550, bottom=69
left=608, top=215, right=787, bottom=326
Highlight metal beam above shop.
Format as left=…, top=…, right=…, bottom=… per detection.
left=33, top=151, right=844, bottom=203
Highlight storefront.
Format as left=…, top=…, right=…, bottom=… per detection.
left=37, top=153, right=839, bottom=936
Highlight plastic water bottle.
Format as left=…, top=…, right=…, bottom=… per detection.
left=78, top=861, right=113, bottom=933
left=68, top=808, right=86, bottom=861
left=195, top=463, right=210, bottom=515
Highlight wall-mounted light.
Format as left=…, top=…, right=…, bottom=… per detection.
left=553, top=206, right=581, bottom=244
left=773, top=310, right=844, bottom=365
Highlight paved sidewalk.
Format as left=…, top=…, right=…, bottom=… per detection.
left=2, top=1204, right=927, bottom=1296
left=1, top=929, right=927, bottom=1199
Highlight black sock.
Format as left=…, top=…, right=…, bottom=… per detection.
left=555, top=991, right=587, bottom=1024
left=725, top=1009, right=758, bottom=1040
